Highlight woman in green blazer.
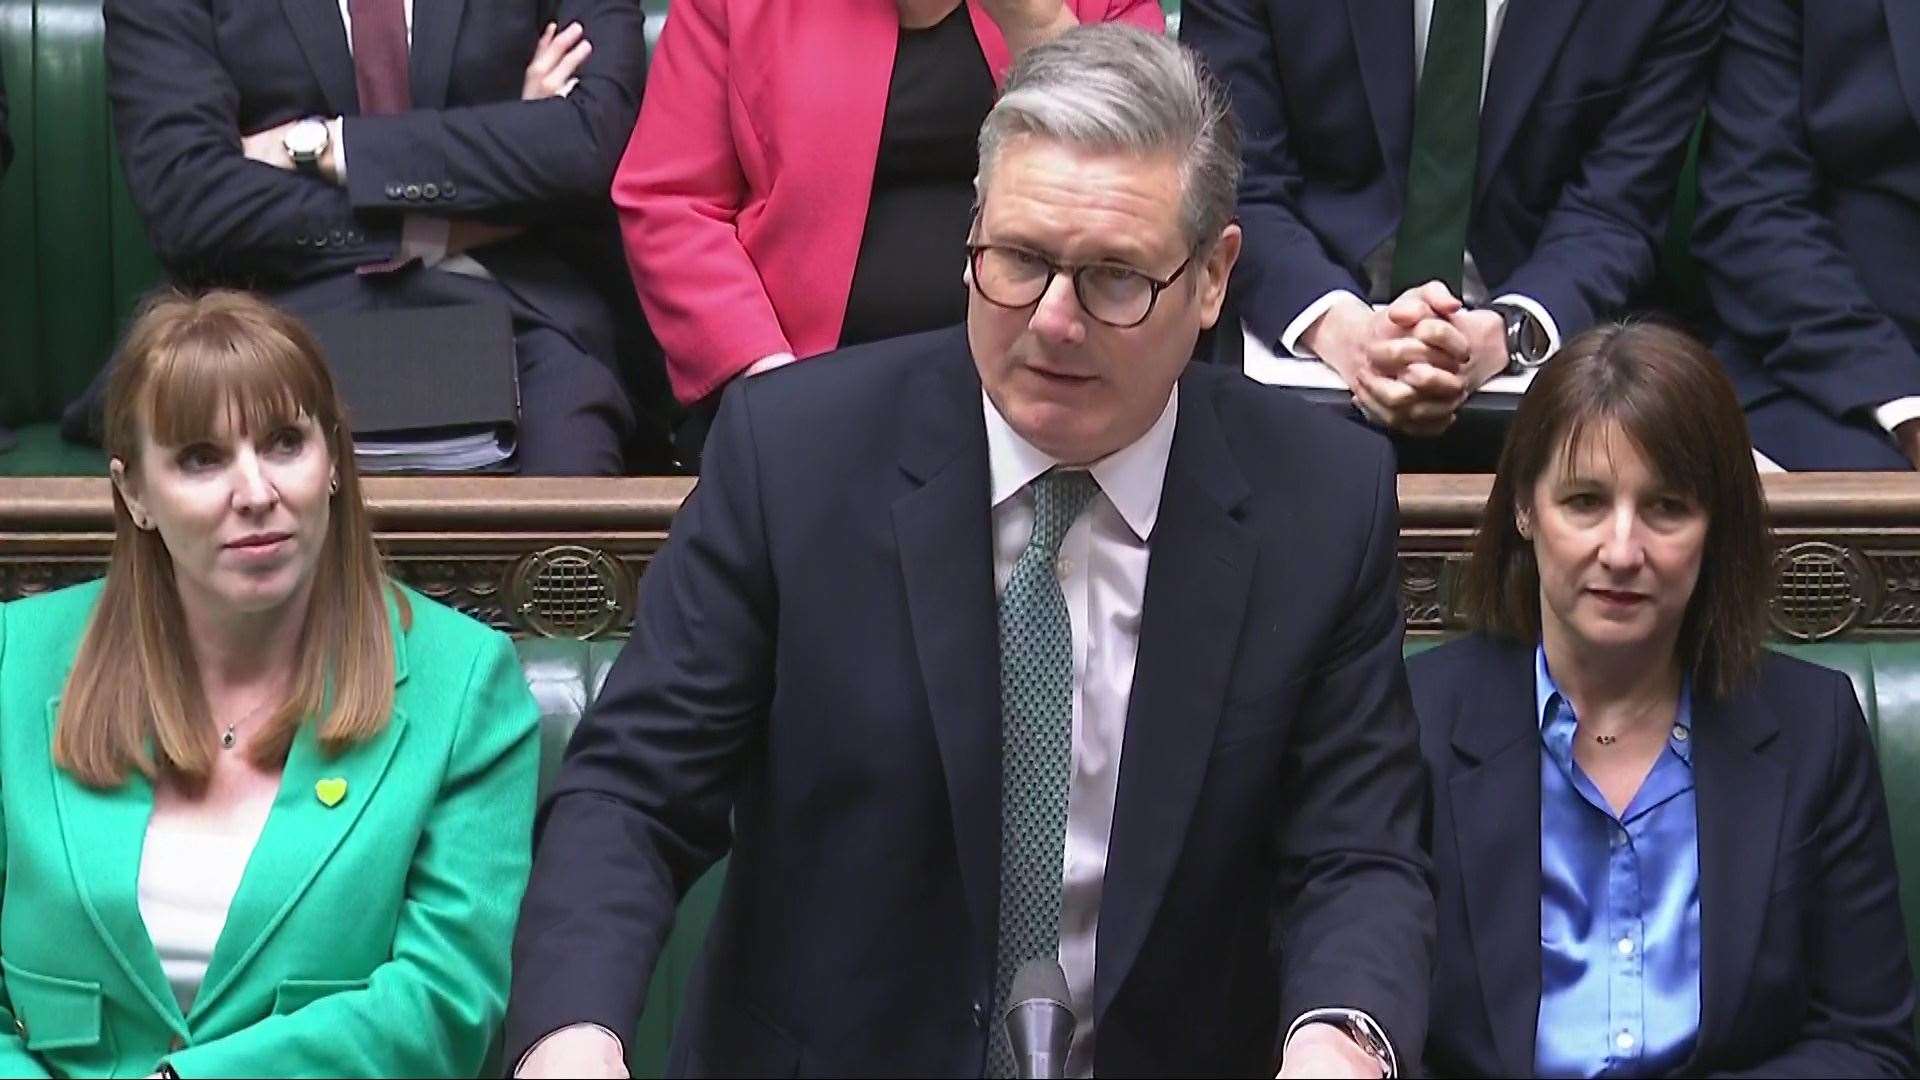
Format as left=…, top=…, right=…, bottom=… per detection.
left=0, top=291, right=541, bottom=1078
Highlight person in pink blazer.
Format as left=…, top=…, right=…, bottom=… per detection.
left=615, top=0, right=1165, bottom=422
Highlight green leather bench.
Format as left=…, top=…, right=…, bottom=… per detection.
left=517, top=636, right=1920, bottom=1074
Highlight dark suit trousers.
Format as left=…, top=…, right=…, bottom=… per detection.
left=1746, top=392, right=1911, bottom=471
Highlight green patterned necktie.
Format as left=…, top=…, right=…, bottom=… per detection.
left=1389, top=0, right=1487, bottom=295
left=988, top=468, right=1099, bottom=1078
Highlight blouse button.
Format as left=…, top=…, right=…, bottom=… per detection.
left=1616, top=1030, right=1636, bottom=1051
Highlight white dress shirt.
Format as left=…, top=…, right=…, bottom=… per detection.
left=984, top=386, right=1174, bottom=1076
left=1282, top=0, right=1563, bottom=364
left=333, top=0, right=490, bottom=278
left=982, top=388, right=1394, bottom=1078
left=136, top=789, right=276, bottom=1011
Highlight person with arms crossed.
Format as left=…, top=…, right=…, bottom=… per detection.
left=1410, top=322, right=1917, bottom=1076
left=1181, top=0, right=1719, bottom=468
left=0, top=290, right=541, bottom=1077
left=508, top=25, right=1432, bottom=1080
left=102, top=0, right=653, bottom=475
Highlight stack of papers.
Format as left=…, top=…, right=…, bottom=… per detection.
left=354, top=429, right=515, bottom=473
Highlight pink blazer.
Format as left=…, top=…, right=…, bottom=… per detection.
left=614, top=0, right=1167, bottom=404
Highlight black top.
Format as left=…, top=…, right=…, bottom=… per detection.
left=839, top=4, right=995, bottom=348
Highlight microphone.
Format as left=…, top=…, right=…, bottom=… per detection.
left=1002, top=958, right=1075, bottom=1079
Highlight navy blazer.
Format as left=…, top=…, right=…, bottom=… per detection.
left=1693, top=0, right=1920, bottom=436
left=507, top=327, right=1435, bottom=1076
left=1410, top=634, right=1917, bottom=1077
left=1180, top=0, right=1719, bottom=346
left=102, top=0, right=647, bottom=362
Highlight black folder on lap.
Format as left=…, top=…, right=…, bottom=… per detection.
left=304, top=304, right=520, bottom=473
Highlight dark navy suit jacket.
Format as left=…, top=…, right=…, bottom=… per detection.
left=1693, top=0, right=1920, bottom=464
left=506, top=327, right=1435, bottom=1076
left=1410, top=634, right=1917, bottom=1077
left=1181, top=0, right=1720, bottom=347
left=102, top=0, right=647, bottom=365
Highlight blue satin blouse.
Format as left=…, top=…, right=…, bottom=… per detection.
left=1534, top=646, right=1702, bottom=1077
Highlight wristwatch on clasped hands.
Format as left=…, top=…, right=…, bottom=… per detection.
left=283, top=117, right=331, bottom=178
left=1488, top=301, right=1551, bottom=374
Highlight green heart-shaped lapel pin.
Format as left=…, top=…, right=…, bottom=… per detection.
left=314, top=777, right=348, bottom=808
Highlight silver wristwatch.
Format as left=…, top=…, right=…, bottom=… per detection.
left=1288, top=1008, right=1398, bottom=1077
left=283, top=117, right=330, bottom=177
left=1489, top=301, right=1551, bottom=374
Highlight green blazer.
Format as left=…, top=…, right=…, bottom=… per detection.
left=0, top=580, right=541, bottom=1078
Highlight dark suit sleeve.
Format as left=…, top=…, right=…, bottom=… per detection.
left=339, top=0, right=645, bottom=223
left=1270, top=445, right=1435, bottom=1068
left=1692, top=0, right=1920, bottom=419
left=504, top=378, right=774, bottom=1064
left=1704, top=672, right=1918, bottom=1079
left=1180, top=0, right=1367, bottom=345
left=1494, top=0, right=1721, bottom=338
left=103, top=0, right=403, bottom=284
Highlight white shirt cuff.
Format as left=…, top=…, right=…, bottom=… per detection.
left=513, top=1021, right=626, bottom=1077
left=1490, top=292, right=1563, bottom=358
left=1279, top=289, right=1369, bottom=359
left=1284, top=1007, right=1397, bottom=1078
left=1873, top=397, right=1920, bottom=435
left=327, top=116, right=346, bottom=181
left=744, top=351, right=799, bottom=377
left=399, top=213, right=453, bottom=269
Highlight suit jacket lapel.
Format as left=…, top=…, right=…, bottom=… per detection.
left=44, top=700, right=190, bottom=1039
left=1093, top=374, right=1255, bottom=1022
left=1477, top=1, right=1588, bottom=203
left=189, top=609, right=414, bottom=1020
left=1446, top=638, right=1544, bottom=1077
left=281, top=0, right=360, bottom=117
left=408, top=0, right=467, bottom=111
left=891, top=339, right=1000, bottom=982
left=1686, top=683, right=1785, bottom=1066
left=1347, top=0, right=1416, bottom=192
left=1884, top=0, right=1920, bottom=136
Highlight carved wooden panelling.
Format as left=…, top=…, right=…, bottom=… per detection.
left=11, top=473, right=1920, bottom=642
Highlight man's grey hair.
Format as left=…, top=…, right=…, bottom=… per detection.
left=977, top=25, right=1242, bottom=251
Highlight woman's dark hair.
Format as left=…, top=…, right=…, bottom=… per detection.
left=1454, top=320, right=1771, bottom=699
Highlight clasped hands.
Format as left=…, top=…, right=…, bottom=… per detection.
left=1303, top=282, right=1509, bottom=437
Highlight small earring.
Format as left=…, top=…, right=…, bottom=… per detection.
left=329, top=477, right=339, bottom=496
left=1515, top=519, right=1532, bottom=540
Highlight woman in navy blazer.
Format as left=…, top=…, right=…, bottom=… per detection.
left=1409, top=322, right=1917, bottom=1077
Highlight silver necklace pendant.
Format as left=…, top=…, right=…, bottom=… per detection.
left=222, top=725, right=237, bottom=750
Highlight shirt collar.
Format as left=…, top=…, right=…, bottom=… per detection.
left=982, top=387, right=1177, bottom=543
left=1535, top=644, right=1695, bottom=764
